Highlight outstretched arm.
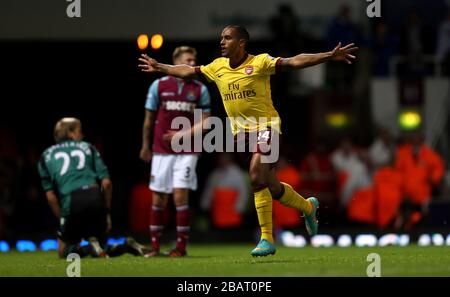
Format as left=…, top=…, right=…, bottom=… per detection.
left=138, top=54, right=198, bottom=80
left=279, top=42, right=358, bottom=70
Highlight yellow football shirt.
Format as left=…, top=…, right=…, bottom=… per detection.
left=198, top=54, right=282, bottom=134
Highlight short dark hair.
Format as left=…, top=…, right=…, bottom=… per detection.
left=225, top=25, right=250, bottom=45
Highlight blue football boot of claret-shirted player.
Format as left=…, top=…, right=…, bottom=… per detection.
left=304, top=197, right=319, bottom=236
left=251, top=239, right=276, bottom=257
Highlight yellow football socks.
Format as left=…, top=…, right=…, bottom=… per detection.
left=254, top=187, right=274, bottom=243
left=279, top=182, right=312, bottom=215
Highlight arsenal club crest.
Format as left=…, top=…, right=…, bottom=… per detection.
left=245, top=65, right=253, bottom=75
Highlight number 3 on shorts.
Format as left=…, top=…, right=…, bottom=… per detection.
left=184, top=167, right=191, bottom=178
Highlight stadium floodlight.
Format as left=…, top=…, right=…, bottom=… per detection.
left=446, top=234, right=450, bottom=246
left=151, top=34, right=164, bottom=50
left=418, top=234, right=431, bottom=246
left=311, top=235, right=334, bottom=248
left=16, top=240, right=37, bottom=252
left=40, top=239, right=58, bottom=251
left=137, top=34, right=149, bottom=50
left=280, top=231, right=307, bottom=248
left=325, top=112, right=349, bottom=129
left=337, top=234, right=352, bottom=247
left=0, top=241, right=10, bottom=252
left=398, top=235, right=410, bottom=247
left=378, top=234, right=399, bottom=247
left=292, top=235, right=307, bottom=248
left=398, top=109, right=421, bottom=130
left=355, top=234, right=377, bottom=247
left=432, top=234, right=445, bottom=246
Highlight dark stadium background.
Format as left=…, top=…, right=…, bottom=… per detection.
left=0, top=39, right=315, bottom=239
left=1, top=0, right=449, bottom=246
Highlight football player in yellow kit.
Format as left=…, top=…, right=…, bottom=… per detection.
left=139, top=25, right=358, bottom=256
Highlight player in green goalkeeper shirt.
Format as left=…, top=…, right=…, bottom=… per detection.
left=38, top=117, right=145, bottom=258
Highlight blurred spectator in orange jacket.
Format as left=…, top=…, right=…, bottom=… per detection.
left=201, top=153, right=250, bottom=228
left=395, top=133, right=444, bottom=205
left=347, top=157, right=403, bottom=229
left=394, top=132, right=444, bottom=229
left=373, top=164, right=403, bottom=228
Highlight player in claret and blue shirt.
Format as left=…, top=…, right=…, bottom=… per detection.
left=140, top=46, right=211, bottom=257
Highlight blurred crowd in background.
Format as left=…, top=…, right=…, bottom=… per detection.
left=1, top=2, right=449, bottom=242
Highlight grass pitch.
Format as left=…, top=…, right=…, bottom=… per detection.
left=1, top=244, right=449, bottom=277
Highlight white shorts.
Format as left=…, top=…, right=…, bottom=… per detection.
left=149, top=154, right=199, bottom=194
